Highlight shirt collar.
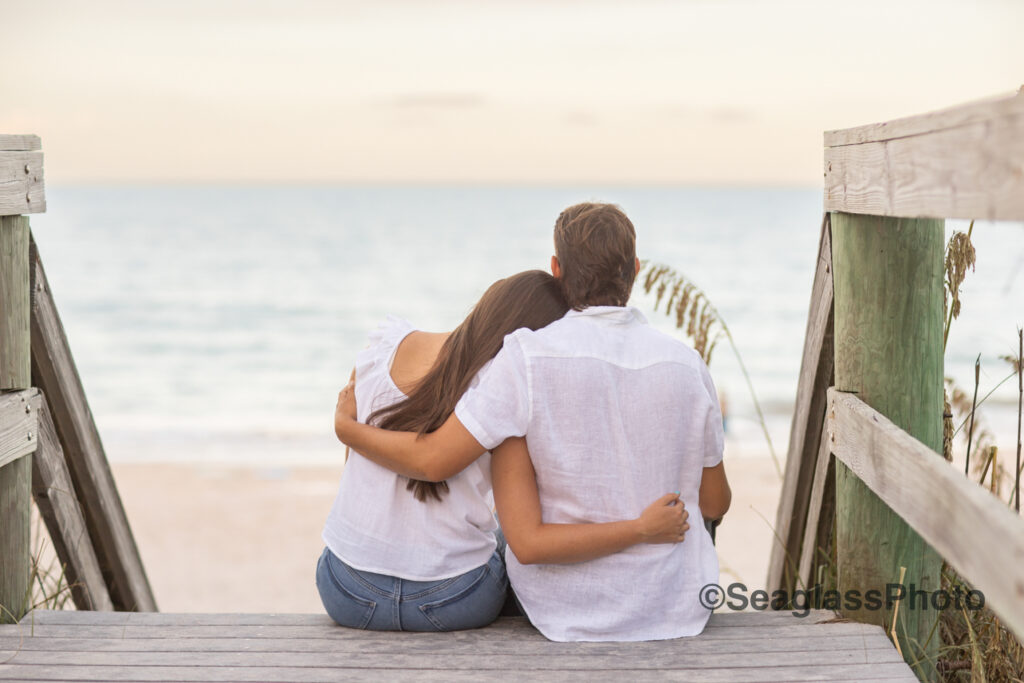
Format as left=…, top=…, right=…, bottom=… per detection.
left=563, top=305, right=648, bottom=325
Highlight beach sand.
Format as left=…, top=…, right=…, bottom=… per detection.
left=34, top=454, right=784, bottom=613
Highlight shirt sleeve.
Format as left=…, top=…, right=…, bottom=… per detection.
left=454, top=334, right=531, bottom=451
left=700, top=362, right=725, bottom=468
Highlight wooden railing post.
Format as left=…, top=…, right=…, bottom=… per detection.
left=1, top=134, right=45, bottom=622
left=0, top=214, right=32, bottom=623
left=831, top=212, right=945, bottom=676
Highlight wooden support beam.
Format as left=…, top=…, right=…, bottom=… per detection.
left=0, top=217, right=30, bottom=389
left=824, top=92, right=1024, bottom=220
left=829, top=389, right=1024, bottom=642
left=766, top=214, right=834, bottom=594
left=31, top=397, right=114, bottom=611
left=29, top=235, right=156, bottom=612
left=0, top=215, right=32, bottom=624
left=797, top=426, right=833, bottom=590
left=831, top=212, right=944, bottom=676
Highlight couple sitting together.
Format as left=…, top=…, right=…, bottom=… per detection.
left=320, top=202, right=731, bottom=642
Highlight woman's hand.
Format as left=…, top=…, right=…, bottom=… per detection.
left=334, top=380, right=358, bottom=442
left=637, top=493, right=689, bottom=544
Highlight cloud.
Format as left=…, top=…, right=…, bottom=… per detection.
left=563, top=111, right=599, bottom=127
left=378, top=93, right=486, bottom=109
left=661, top=104, right=757, bottom=124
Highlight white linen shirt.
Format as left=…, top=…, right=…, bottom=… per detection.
left=322, top=315, right=498, bottom=581
left=454, top=305, right=723, bottom=642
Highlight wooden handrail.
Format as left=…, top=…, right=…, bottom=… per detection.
left=824, top=91, right=1024, bottom=221
left=828, top=388, right=1024, bottom=640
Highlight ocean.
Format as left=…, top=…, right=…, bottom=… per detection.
left=27, top=186, right=1024, bottom=465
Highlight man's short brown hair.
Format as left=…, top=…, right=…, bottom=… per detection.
left=553, top=202, right=637, bottom=310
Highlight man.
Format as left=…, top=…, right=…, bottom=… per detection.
left=334, top=202, right=731, bottom=641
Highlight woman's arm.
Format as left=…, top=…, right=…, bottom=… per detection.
left=334, top=383, right=486, bottom=482
left=699, top=462, right=731, bottom=522
left=492, top=437, right=689, bottom=565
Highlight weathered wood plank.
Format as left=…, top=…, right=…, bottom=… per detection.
left=824, top=93, right=1024, bottom=220
left=797, top=427, right=832, bottom=589
left=0, top=215, right=32, bottom=625
left=829, top=388, right=1024, bottom=641
left=767, top=214, right=834, bottom=593
left=0, top=216, right=30, bottom=388
left=0, top=646, right=906, bottom=670
left=0, top=135, right=40, bottom=152
left=29, top=235, right=156, bottom=612
left=0, top=389, right=38, bottom=470
left=0, top=152, right=45, bottom=217
left=0, top=663, right=917, bottom=682
left=31, top=398, right=114, bottom=611
left=17, top=608, right=839, bottom=627
left=0, top=612, right=916, bottom=681
left=0, top=632, right=897, bottom=656
left=825, top=91, right=1024, bottom=146
left=0, top=620, right=881, bottom=641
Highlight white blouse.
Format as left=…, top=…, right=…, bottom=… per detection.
left=455, top=306, right=723, bottom=642
left=321, top=315, right=498, bottom=581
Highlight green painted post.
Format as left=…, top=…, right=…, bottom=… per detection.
left=832, top=212, right=945, bottom=679
left=0, top=214, right=31, bottom=624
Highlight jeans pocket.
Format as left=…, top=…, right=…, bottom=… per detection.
left=316, top=550, right=377, bottom=629
left=418, top=564, right=506, bottom=632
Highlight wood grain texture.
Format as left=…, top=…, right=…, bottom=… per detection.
left=797, top=424, right=833, bottom=589
left=0, top=214, right=32, bottom=624
left=0, top=152, right=45, bottom=216
left=0, top=611, right=916, bottom=682
left=0, top=663, right=919, bottom=682
left=0, top=135, right=40, bottom=152
left=829, top=389, right=1024, bottom=642
left=16, top=608, right=842, bottom=627
left=0, top=633, right=896, bottom=655
left=767, top=214, right=834, bottom=594
left=825, top=91, right=1024, bottom=146
left=824, top=94, right=1024, bottom=220
left=831, top=212, right=945, bottom=675
left=29, top=235, right=156, bottom=612
left=0, top=216, right=30, bottom=388
left=0, top=389, right=38, bottom=470
left=31, top=397, right=114, bottom=611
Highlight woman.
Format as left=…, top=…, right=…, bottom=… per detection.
left=317, top=270, right=689, bottom=632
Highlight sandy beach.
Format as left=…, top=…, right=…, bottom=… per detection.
left=28, top=451, right=784, bottom=614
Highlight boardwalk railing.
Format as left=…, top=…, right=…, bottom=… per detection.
left=0, top=135, right=155, bottom=621
left=769, top=90, right=1024, bottom=677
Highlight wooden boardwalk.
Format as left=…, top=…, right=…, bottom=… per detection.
left=0, top=609, right=915, bottom=682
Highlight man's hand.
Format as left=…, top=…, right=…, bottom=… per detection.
left=637, top=492, right=690, bottom=544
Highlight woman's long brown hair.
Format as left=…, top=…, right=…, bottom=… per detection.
left=367, top=270, right=568, bottom=502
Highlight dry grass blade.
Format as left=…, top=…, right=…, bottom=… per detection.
left=944, top=222, right=977, bottom=351
left=636, top=260, right=781, bottom=478
left=1002, top=328, right=1023, bottom=512
left=939, top=566, right=1024, bottom=682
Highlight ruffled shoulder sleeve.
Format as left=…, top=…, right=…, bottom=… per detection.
left=353, top=314, right=415, bottom=385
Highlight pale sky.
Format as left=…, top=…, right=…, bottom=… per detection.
left=2, top=0, right=1021, bottom=185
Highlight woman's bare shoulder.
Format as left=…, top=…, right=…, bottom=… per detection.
left=390, top=330, right=450, bottom=391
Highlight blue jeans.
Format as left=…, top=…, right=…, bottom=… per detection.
left=315, top=542, right=508, bottom=631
